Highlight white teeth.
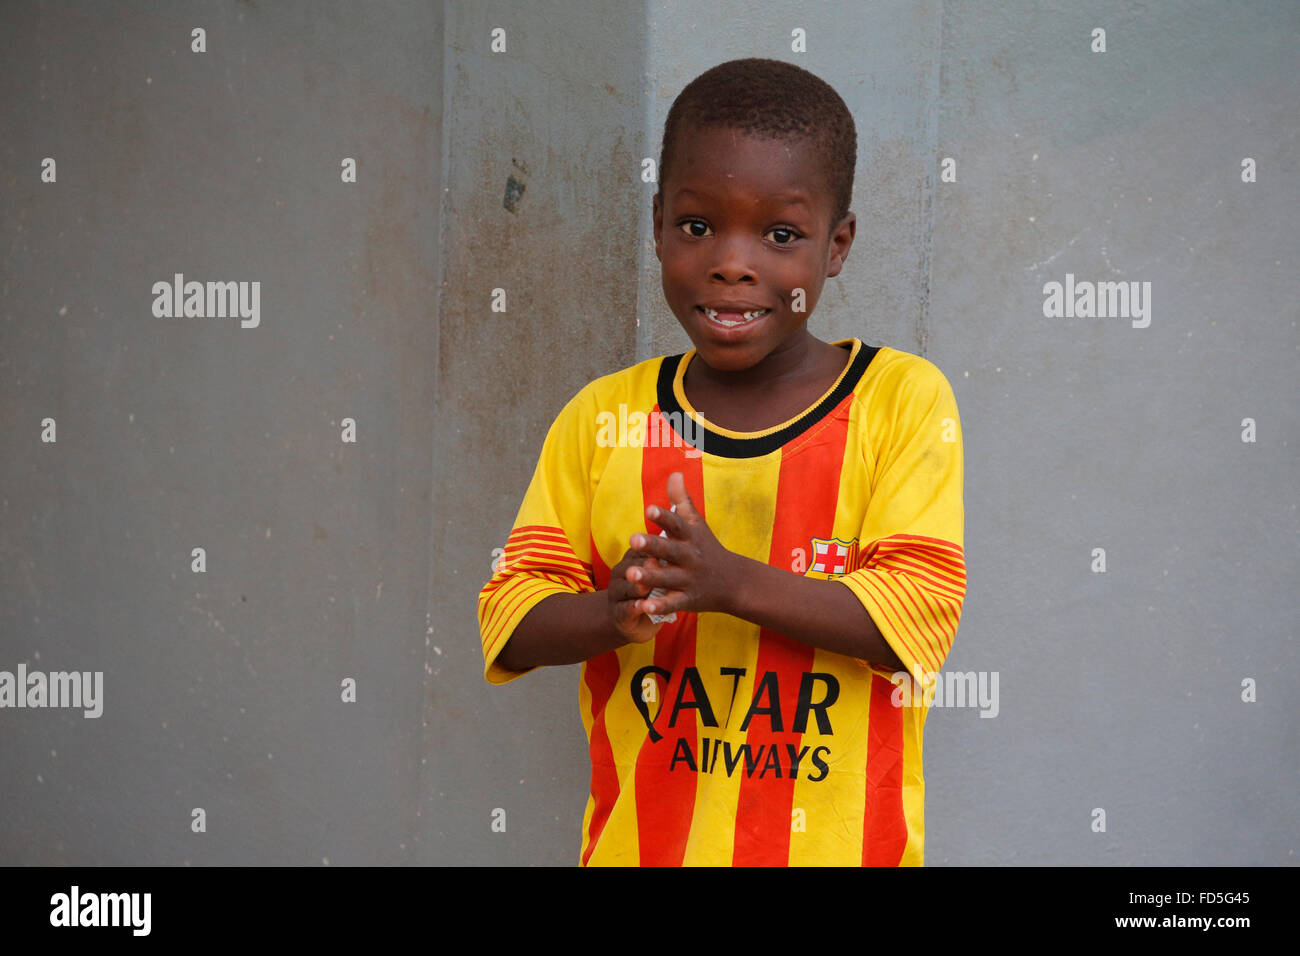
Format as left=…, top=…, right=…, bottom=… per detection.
left=701, top=307, right=769, bottom=326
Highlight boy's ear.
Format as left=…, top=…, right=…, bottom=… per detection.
left=826, top=211, right=856, bottom=278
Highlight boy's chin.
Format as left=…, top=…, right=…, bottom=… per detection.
left=681, top=322, right=808, bottom=371
left=687, top=340, right=771, bottom=372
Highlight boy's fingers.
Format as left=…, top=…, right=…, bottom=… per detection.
left=612, top=594, right=645, bottom=618
left=666, top=472, right=698, bottom=518
left=614, top=547, right=652, bottom=570
left=645, top=503, right=688, bottom=539
left=639, top=588, right=687, bottom=617
left=611, top=551, right=653, bottom=596
left=621, top=575, right=651, bottom=598
left=628, top=532, right=681, bottom=562
left=630, top=563, right=690, bottom=591
left=612, top=598, right=658, bottom=640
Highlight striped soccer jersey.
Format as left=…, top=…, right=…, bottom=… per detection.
left=478, top=338, right=966, bottom=866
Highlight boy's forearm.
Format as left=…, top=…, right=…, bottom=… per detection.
left=495, top=590, right=630, bottom=671
left=725, top=556, right=905, bottom=671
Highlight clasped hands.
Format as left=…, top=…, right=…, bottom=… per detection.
left=608, top=471, right=747, bottom=644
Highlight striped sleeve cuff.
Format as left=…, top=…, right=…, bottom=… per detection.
left=836, top=534, right=966, bottom=681
left=479, top=575, right=581, bottom=684
left=478, top=525, right=596, bottom=685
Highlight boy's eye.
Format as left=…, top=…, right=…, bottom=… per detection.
left=677, top=220, right=800, bottom=244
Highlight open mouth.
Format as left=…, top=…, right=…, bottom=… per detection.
left=697, top=306, right=772, bottom=328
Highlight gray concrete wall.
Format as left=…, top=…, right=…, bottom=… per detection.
left=1, top=0, right=449, bottom=865
left=1, top=0, right=1295, bottom=866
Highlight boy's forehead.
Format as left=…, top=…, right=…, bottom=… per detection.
left=673, top=127, right=812, bottom=169
left=666, top=126, right=831, bottom=206
left=666, top=170, right=831, bottom=215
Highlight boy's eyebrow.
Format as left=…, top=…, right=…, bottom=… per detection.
left=675, top=187, right=812, bottom=207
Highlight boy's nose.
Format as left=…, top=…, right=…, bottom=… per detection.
left=707, top=240, right=758, bottom=282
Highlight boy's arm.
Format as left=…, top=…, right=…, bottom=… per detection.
left=834, top=360, right=966, bottom=677
left=499, top=561, right=900, bottom=671
left=478, top=388, right=602, bottom=683
left=495, top=549, right=664, bottom=671
left=732, top=562, right=906, bottom=670
left=480, top=378, right=683, bottom=680
left=496, top=591, right=624, bottom=671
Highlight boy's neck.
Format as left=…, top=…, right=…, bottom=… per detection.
left=682, top=332, right=852, bottom=432
left=686, top=330, right=844, bottom=390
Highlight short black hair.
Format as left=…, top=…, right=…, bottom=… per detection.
left=658, top=58, right=857, bottom=228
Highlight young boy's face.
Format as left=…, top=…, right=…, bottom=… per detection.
left=653, top=123, right=855, bottom=372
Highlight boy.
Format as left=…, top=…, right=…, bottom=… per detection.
left=478, top=58, right=965, bottom=866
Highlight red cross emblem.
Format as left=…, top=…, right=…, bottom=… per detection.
left=810, top=537, right=858, bottom=577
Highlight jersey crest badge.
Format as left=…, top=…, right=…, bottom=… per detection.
left=807, top=537, right=859, bottom=579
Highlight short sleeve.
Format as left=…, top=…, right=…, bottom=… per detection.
left=836, top=358, right=966, bottom=682
left=477, top=390, right=598, bottom=684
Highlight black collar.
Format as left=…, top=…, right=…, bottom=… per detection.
left=654, top=339, right=880, bottom=459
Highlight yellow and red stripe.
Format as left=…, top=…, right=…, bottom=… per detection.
left=630, top=407, right=706, bottom=866
left=732, top=394, right=854, bottom=864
